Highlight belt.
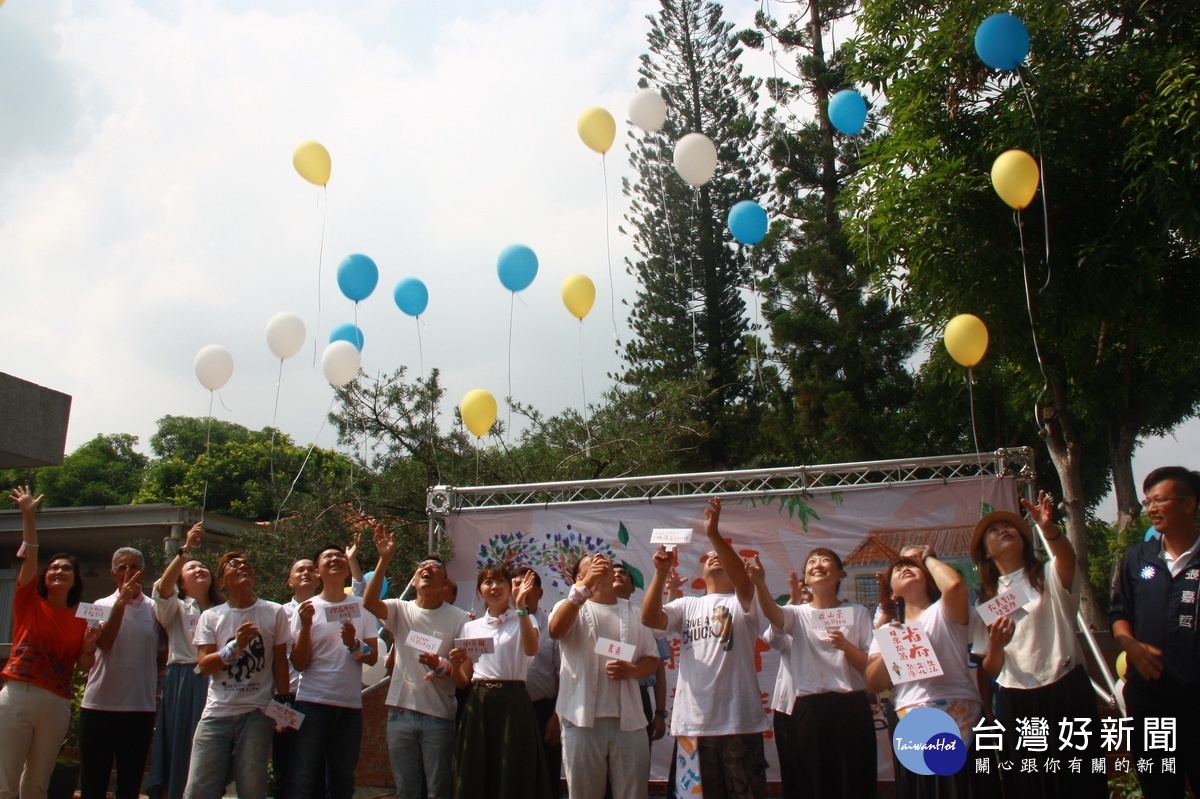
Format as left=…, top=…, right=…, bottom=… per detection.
left=474, top=680, right=525, bottom=689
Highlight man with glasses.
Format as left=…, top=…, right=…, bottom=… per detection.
left=1111, top=466, right=1200, bottom=799
left=183, top=552, right=291, bottom=799
left=80, top=547, right=158, bottom=799
left=363, top=526, right=466, bottom=799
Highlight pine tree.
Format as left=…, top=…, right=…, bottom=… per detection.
left=751, top=0, right=920, bottom=464
left=620, top=0, right=766, bottom=468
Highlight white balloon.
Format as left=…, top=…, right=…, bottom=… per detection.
left=265, top=312, right=306, bottom=360
left=322, top=340, right=361, bottom=387
left=194, top=345, right=234, bottom=391
left=673, top=133, right=718, bottom=187
left=629, top=88, right=666, bottom=132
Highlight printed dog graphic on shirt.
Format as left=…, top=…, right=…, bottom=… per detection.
left=710, top=606, right=734, bottom=652
left=221, top=634, right=266, bottom=686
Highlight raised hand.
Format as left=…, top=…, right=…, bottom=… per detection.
left=184, top=523, right=203, bottom=551
left=1020, top=490, right=1056, bottom=531
left=703, top=497, right=722, bottom=538
left=373, top=524, right=396, bottom=561
left=988, top=616, right=1016, bottom=649
left=512, top=570, right=536, bottom=609
left=747, top=555, right=766, bottom=586
left=8, top=485, right=43, bottom=513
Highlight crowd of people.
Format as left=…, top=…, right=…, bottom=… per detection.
left=0, top=465, right=1197, bottom=799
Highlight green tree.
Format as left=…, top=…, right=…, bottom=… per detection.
left=748, top=0, right=920, bottom=464
left=846, top=0, right=1200, bottom=626
left=621, top=0, right=766, bottom=468
left=138, top=415, right=353, bottom=522
left=0, top=433, right=148, bottom=506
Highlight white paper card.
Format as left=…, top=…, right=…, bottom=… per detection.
left=651, top=528, right=694, bottom=545
left=594, top=636, right=636, bottom=663
left=976, top=581, right=1033, bottom=626
left=265, top=700, right=305, bottom=730
left=455, top=637, right=495, bottom=659
left=75, top=603, right=110, bottom=624
left=812, top=606, right=853, bottom=629
left=872, top=621, right=944, bottom=685
left=404, top=630, right=443, bottom=655
left=323, top=602, right=362, bottom=624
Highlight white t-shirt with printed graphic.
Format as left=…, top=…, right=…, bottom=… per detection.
left=194, top=599, right=291, bottom=718
left=662, top=592, right=769, bottom=737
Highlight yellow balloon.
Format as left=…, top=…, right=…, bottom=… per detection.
left=293, top=140, right=331, bottom=186
left=1116, top=651, right=1127, bottom=681
left=991, top=149, right=1039, bottom=210
left=460, top=389, right=497, bottom=438
left=944, top=314, right=989, bottom=367
left=577, top=107, right=616, bottom=155
left=561, top=274, right=596, bottom=320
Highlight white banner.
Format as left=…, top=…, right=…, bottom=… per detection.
left=443, top=477, right=1017, bottom=781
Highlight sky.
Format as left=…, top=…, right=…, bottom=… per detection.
left=1, top=0, right=1194, bottom=520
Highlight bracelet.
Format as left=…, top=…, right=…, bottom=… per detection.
left=358, top=643, right=374, bottom=658
left=654, top=709, right=668, bottom=719
left=177, top=548, right=193, bottom=558
left=220, top=642, right=239, bottom=664
left=516, top=608, right=530, bottom=617
left=1044, top=529, right=1062, bottom=541
left=22, top=542, right=39, bottom=548
left=347, top=639, right=362, bottom=653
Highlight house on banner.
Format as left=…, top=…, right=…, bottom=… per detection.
left=843, top=525, right=981, bottom=613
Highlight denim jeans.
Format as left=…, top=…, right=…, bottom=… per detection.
left=182, top=710, right=273, bottom=799
left=286, top=702, right=362, bottom=799
left=386, top=706, right=456, bottom=799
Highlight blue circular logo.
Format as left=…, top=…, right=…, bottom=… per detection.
left=893, top=707, right=967, bottom=776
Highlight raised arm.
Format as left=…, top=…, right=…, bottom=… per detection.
left=704, top=498, right=754, bottom=606
left=513, top=571, right=540, bottom=656
left=362, top=525, right=393, bottom=621
left=10, top=487, right=44, bottom=587
left=641, top=545, right=673, bottom=630
left=96, top=570, right=144, bottom=651
left=747, top=555, right=785, bottom=630
left=1022, top=491, right=1075, bottom=589
left=157, top=523, right=203, bottom=600
left=921, top=548, right=967, bottom=625
left=346, top=531, right=366, bottom=586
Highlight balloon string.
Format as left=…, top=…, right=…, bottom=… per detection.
left=854, top=140, right=873, bottom=274
left=275, top=395, right=336, bottom=529
left=1016, top=211, right=1050, bottom=428
left=690, top=189, right=700, bottom=364
left=657, top=142, right=682, bottom=282
left=966, top=367, right=986, bottom=511
left=313, top=186, right=328, bottom=369
left=1018, top=71, right=1051, bottom=291
left=269, top=358, right=284, bottom=495
left=578, top=321, right=591, bottom=457
left=602, top=155, right=618, bottom=343
left=506, top=292, right=515, bottom=439
left=200, top=392, right=214, bottom=523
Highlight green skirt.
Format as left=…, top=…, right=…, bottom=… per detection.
left=453, top=680, right=553, bottom=799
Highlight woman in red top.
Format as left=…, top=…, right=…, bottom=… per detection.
left=0, top=487, right=98, bottom=799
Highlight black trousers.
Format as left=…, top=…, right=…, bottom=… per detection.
left=79, top=709, right=156, bottom=799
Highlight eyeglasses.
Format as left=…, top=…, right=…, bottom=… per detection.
left=221, top=558, right=251, bottom=574
left=1142, top=496, right=1186, bottom=509
left=113, top=563, right=142, bottom=573
left=417, top=560, right=445, bottom=572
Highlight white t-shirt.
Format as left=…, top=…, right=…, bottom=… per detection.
left=976, top=563, right=1085, bottom=689
left=763, top=625, right=793, bottom=714
left=151, top=580, right=205, bottom=666
left=194, top=599, right=291, bottom=718
left=380, top=598, right=467, bottom=720
left=662, top=592, right=770, bottom=736
left=869, top=598, right=980, bottom=713
left=553, top=598, right=660, bottom=732
left=291, top=594, right=379, bottom=709
left=82, top=591, right=159, bottom=712
left=775, top=602, right=871, bottom=696
left=462, top=611, right=535, bottom=681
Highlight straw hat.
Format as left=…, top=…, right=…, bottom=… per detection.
left=970, top=510, right=1033, bottom=560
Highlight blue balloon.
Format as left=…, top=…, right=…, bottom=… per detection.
left=974, top=13, right=1030, bottom=71
left=827, top=90, right=868, bottom=136
left=329, top=323, right=364, bottom=351
left=337, top=253, right=379, bottom=302
left=728, top=200, right=769, bottom=246
left=394, top=278, right=429, bottom=317
left=364, top=570, right=389, bottom=598
left=497, top=244, right=538, bottom=292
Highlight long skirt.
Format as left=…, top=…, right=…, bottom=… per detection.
left=147, top=663, right=209, bottom=799
left=995, top=666, right=1107, bottom=799
left=782, top=690, right=877, bottom=799
left=452, top=681, right=552, bottom=799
